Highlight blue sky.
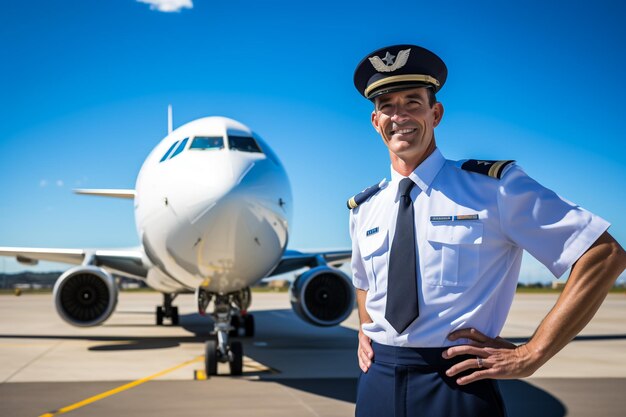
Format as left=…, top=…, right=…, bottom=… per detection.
left=1, top=0, right=624, bottom=283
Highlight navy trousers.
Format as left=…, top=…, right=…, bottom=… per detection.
left=356, top=342, right=507, bottom=417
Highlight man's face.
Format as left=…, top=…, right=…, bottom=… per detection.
left=371, top=87, right=443, bottom=164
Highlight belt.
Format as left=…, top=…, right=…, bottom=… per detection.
left=372, top=342, right=460, bottom=369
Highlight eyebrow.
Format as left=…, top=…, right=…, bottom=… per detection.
left=376, top=93, right=424, bottom=107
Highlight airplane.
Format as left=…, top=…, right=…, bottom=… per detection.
left=0, top=109, right=354, bottom=376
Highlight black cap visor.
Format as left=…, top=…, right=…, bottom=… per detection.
left=368, top=82, right=433, bottom=100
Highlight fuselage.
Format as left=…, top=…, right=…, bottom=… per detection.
left=134, top=117, right=292, bottom=294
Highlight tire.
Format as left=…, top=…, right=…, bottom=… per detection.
left=244, top=314, right=255, bottom=337
left=229, top=315, right=240, bottom=337
left=205, top=340, right=218, bottom=376
left=156, top=306, right=164, bottom=326
left=229, top=341, right=243, bottom=376
left=171, top=307, right=179, bottom=326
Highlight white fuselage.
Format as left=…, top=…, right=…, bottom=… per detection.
left=134, top=117, right=292, bottom=294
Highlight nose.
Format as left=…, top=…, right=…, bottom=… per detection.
left=391, top=109, right=409, bottom=124
left=389, top=102, right=411, bottom=123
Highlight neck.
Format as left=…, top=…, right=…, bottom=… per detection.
left=390, top=143, right=436, bottom=176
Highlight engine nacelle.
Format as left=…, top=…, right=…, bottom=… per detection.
left=53, top=266, right=118, bottom=327
left=289, top=266, right=355, bottom=327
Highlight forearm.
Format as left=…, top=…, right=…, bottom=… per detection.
left=525, top=232, right=626, bottom=369
left=356, top=288, right=373, bottom=327
left=356, top=288, right=375, bottom=371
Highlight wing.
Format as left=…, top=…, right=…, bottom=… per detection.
left=390, top=48, right=411, bottom=71
left=0, top=246, right=148, bottom=280
left=368, top=55, right=392, bottom=72
left=268, top=249, right=352, bottom=277
left=73, top=188, right=136, bottom=199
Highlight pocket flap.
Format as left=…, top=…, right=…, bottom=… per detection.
left=427, top=222, right=483, bottom=244
left=358, top=228, right=389, bottom=257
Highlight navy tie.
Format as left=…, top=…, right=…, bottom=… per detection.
left=385, top=177, right=419, bottom=334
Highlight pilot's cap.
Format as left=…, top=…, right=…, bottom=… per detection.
left=353, top=44, right=447, bottom=100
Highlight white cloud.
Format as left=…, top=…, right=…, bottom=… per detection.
left=137, top=0, right=193, bottom=12
left=39, top=179, right=48, bottom=187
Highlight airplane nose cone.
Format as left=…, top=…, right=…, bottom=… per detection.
left=183, top=153, right=259, bottom=225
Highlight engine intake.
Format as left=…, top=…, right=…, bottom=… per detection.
left=53, top=266, right=118, bottom=327
left=289, top=266, right=354, bottom=326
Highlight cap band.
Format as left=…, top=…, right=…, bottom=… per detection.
left=365, top=74, right=440, bottom=98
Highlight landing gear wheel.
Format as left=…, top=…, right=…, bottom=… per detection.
left=229, top=341, right=243, bottom=376
left=205, top=340, right=218, bottom=376
left=229, top=315, right=240, bottom=337
left=196, top=287, right=210, bottom=316
left=171, top=307, right=179, bottom=326
left=156, top=306, right=164, bottom=326
left=243, top=314, right=255, bottom=337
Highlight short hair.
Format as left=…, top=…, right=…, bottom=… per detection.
left=425, top=87, right=436, bottom=108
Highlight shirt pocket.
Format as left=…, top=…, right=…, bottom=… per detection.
left=357, top=228, right=389, bottom=293
left=425, top=222, right=483, bottom=287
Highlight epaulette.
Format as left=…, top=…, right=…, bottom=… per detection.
left=347, top=180, right=386, bottom=210
left=461, top=160, right=515, bottom=179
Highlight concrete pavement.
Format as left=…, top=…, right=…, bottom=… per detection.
left=1, top=291, right=624, bottom=416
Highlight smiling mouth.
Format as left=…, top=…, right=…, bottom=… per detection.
left=390, top=128, right=417, bottom=135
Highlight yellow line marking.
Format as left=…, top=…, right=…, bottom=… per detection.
left=38, top=355, right=203, bottom=417
left=245, top=363, right=267, bottom=371
left=243, top=358, right=279, bottom=374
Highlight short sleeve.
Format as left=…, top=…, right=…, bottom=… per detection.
left=497, top=166, right=610, bottom=278
left=350, top=210, right=369, bottom=290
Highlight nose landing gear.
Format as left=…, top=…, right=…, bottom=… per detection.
left=198, top=288, right=253, bottom=376
left=204, top=335, right=243, bottom=376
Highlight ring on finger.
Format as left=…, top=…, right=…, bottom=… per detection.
left=476, top=357, right=484, bottom=369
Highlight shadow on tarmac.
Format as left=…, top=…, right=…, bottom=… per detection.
left=498, top=380, right=566, bottom=417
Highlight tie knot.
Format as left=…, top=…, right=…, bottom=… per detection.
left=399, top=178, right=415, bottom=198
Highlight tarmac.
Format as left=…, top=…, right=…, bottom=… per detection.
left=1, top=291, right=625, bottom=417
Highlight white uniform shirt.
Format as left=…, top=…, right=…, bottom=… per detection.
left=350, top=148, right=610, bottom=347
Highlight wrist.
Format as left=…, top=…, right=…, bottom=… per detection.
left=517, top=342, right=547, bottom=375
left=359, top=324, right=371, bottom=339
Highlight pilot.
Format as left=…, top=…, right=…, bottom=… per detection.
left=348, top=44, right=626, bottom=417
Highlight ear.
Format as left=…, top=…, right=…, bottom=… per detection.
left=432, top=102, right=444, bottom=127
left=371, top=109, right=381, bottom=133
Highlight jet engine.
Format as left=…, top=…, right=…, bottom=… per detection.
left=289, top=266, right=355, bottom=326
left=53, top=266, right=118, bottom=327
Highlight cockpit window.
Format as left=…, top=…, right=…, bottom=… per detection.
left=190, top=136, right=224, bottom=150
left=170, top=138, right=189, bottom=159
left=159, top=141, right=179, bottom=162
left=229, top=135, right=263, bottom=153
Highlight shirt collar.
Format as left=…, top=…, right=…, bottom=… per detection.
left=390, top=147, right=446, bottom=198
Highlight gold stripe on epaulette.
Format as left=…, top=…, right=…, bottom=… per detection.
left=348, top=197, right=358, bottom=209
left=488, top=160, right=507, bottom=178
